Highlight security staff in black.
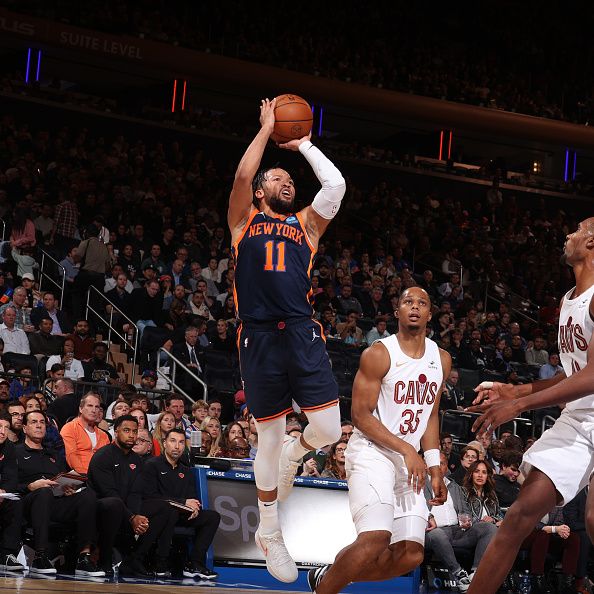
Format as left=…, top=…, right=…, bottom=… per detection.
left=87, top=415, right=175, bottom=577
left=0, top=411, right=24, bottom=571
left=142, top=428, right=220, bottom=580
left=15, top=410, right=103, bottom=576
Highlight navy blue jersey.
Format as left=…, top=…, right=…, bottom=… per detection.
left=232, top=210, right=314, bottom=323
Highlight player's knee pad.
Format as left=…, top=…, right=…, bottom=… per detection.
left=303, top=404, right=342, bottom=448
left=253, top=416, right=286, bottom=492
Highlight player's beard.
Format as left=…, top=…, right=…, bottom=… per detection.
left=268, top=193, right=294, bottom=215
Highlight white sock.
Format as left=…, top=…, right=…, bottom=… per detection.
left=287, top=436, right=310, bottom=462
left=258, top=499, right=281, bottom=534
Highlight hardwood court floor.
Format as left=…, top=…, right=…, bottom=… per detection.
left=0, top=575, right=300, bottom=594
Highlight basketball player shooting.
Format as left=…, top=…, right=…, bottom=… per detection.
left=461, top=218, right=594, bottom=594
left=228, top=98, right=345, bottom=583
left=309, top=287, right=449, bottom=594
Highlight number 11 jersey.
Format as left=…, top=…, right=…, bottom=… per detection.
left=232, top=210, right=315, bottom=323
left=373, top=335, right=443, bottom=453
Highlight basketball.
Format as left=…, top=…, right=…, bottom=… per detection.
left=271, top=94, right=313, bottom=143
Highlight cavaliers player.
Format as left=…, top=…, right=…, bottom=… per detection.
left=461, top=218, right=594, bottom=594
left=228, top=98, right=345, bottom=582
left=309, top=287, right=449, bottom=594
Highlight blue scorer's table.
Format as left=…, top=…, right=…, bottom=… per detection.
left=195, top=465, right=421, bottom=593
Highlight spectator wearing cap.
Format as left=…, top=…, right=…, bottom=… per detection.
left=136, top=263, right=159, bottom=289
left=20, top=273, right=41, bottom=309
left=104, top=265, right=133, bottom=294
left=0, top=307, right=30, bottom=355
left=28, top=317, right=63, bottom=357
left=140, top=244, right=166, bottom=276
left=137, top=369, right=157, bottom=391
left=30, top=291, right=71, bottom=335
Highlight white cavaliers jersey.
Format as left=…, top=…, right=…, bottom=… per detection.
left=365, top=334, right=443, bottom=455
left=558, top=283, right=594, bottom=415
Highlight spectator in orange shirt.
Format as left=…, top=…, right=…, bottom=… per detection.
left=60, top=392, right=110, bottom=474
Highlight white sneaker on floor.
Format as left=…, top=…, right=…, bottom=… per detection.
left=456, top=569, right=472, bottom=593
left=255, top=529, right=298, bottom=583
left=277, top=435, right=301, bottom=502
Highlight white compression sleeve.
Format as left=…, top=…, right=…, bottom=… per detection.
left=253, top=416, right=286, bottom=492
left=298, top=141, right=346, bottom=220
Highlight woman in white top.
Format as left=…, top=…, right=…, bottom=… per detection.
left=46, top=338, right=84, bottom=380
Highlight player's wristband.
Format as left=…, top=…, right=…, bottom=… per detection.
left=551, top=526, right=556, bottom=533
left=424, top=449, right=441, bottom=468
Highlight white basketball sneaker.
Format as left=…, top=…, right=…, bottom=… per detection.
left=277, top=435, right=302, bottom=502
left=255, top=529, right=298, bottom=583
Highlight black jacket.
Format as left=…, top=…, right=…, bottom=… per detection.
left=141, top=454, right=197, bottom=503
left=0, top=440, right=17, bottom=492
left=15, top=442, right=68, bottom=494
left=129, top=288, right=164, bottom=325
left=494, top=474, right=520, bottom=508
left=28, top=331, right=64, bottom=356
left=87, top=443, right=143, bottom=516
left=31, top=307, right=72, bottom=334
left=46, top=392, right=80, bottom=429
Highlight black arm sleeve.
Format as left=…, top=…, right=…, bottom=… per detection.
left=0, top=446, right=18, bottom=492
left=140, top=460, right=160, bottom=500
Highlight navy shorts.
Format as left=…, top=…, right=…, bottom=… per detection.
left=238, top=317, right=338, bottom=422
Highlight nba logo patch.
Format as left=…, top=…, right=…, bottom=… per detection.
left=130, top=463, right=136, bottom=470
left=244, top=337, right=249, bottom=348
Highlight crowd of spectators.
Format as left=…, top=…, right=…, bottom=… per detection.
left=0, top=89, right=588, bottom=585
left=8, top=0, right=594, bottom=124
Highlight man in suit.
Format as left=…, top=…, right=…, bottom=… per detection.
left=424, top=452, right=497, bottom=592
left=171, top=326, right=204, bottom=398
left=30, top=291, right=72, bottom=335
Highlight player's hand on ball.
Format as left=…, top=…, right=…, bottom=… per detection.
left=470, top=381, right=516, bottom=408
left=259, top=98, right=276, bottom=132
left=277, top=131, right=312, bottom=151
left=403, top=447, right=426, bottom=494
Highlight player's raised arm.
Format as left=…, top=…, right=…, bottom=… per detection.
left=228, top=99, right=276, bottom=233
left=352, top=342, right=427, bottom=493
left=278, top=135, right=346, bottom=244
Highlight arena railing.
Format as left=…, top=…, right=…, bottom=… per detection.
left=157, top=346, right=207, bottom=405
left=39, top=248, right=66, bottom=308
left=482, top=282, right=540, bottom=325
left=440, top=408, right=534, bottom=439
left=85, top=285, right=139, bottom=384
left=0, top=218, right=5, bottom=242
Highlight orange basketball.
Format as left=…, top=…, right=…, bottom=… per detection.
left=271, top=94, right=313, bottom=143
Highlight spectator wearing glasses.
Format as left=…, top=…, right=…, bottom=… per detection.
left=340, top=421, right=354, bottom=443
left=320, top=442, right=347, bottom=480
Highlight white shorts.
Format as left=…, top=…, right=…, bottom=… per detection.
left=345, top=433, right=429, bottom=546
left=522, top=411, right=594, bottom=505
